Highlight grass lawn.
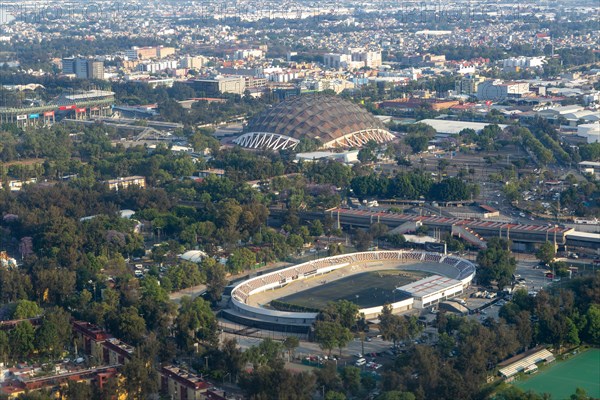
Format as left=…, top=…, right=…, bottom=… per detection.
left=277, top=270, right=428, bottom=310
left=514, top=348, right=600, bottom=399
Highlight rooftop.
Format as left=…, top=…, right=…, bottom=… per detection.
left=397, top=274, right=462, bottom=297
left=498, top=348, right=554, bottom=378
left=417, top=119, right=508, bottom=135
left=160, top=365, right=211, bottom=391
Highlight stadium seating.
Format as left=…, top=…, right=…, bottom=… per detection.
left=230, top=250, right=476, bottom=309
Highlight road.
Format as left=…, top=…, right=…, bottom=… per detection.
left=219, top=326, right=396, bottom=369
left=169, top=284, right=207, bottom=304
left=515, top=260, right=552, bottom=292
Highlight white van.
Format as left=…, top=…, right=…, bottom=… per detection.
left=355, top=358, right=366, bottom=367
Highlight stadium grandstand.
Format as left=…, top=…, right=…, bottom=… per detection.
left=0, top=90, right=114, bottom=127
left=223, top=250, right=476, bottom=334
left=233, top=95, right=395, bottom=150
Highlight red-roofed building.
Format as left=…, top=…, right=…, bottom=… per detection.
left=73, top=320, right=112, bottom=360
left=158, top=366, right=211, bottom=400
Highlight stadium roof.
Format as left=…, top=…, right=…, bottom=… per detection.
left=417, top=119, right=508, bottom=135
left=397, top=275, right=462, bottom=298
left=234, top=95, right=395, bottom=150
left=498, top=349, right=554, bottom=378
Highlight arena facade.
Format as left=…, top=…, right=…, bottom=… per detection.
left=233, top=95, right=395, bottom=151
left=222, top=251, right=476, bottom=334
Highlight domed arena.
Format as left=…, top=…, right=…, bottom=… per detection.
left=233, top=95, right=395, bottom=150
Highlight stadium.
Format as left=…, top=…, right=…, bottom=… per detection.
left=222, top=251, right=476, bottom=334
left=233, top=95, right=395, bottom=151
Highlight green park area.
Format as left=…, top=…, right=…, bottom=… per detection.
left=514, top=348, right=600, bottom=399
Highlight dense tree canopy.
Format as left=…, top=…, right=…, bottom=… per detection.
left=476, top=238, right=517, bottom=289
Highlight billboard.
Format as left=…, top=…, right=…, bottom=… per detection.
left=76, top=108, right=86, bottom=113
left=16, top=115, right=27, bottom=120
left=424, top=242, right=447, bottom=254
left=43, top=111, right=55, bottom=117
left=59, top=105, right=76, bottom=110
left=29, top=114, right=40, bottom=119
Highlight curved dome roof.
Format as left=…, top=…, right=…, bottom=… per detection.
left=179, top=250, right=207, bottom=263
left=234, top=95, right=394, bottom=150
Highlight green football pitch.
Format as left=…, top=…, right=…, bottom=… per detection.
left=514, top=349, right=600, bottom=399
left=276, top=270, right=429, bottom=310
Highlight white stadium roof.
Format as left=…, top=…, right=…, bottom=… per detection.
left=418, top=119, right=508, bottom=135
left=499, top=349, right=554, bottom=378
left=397, top=274, right=462, bottom=298
left=179, top=250, right=208, bottom=263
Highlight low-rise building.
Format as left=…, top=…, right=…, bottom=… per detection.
left=579, top=161, right=600, bottom=178
left=455, top=75, right=486, bottom=96
left=476, top=80, right=530, bottom=100
left=106, top=176, right=146, bottom=191
left=498, top=347, right=555, bottom=381
left=0, top=178, right=37, bottom=191
left=190, top=77, right=246, bottom=95
left=396, top=275, right=465, bottom=309
left=158, top=365, right=211, bottom=400
left=577, top=122, right=600, bottom=143
left=72, top=321, right=112, bottom=361
left=295, top=150, right=359, bottom=164
left=197, top=169, right=226, bottom=178
left=102, top=338, right=135, bottom=365
left=378, top=98, right=460, bottom=112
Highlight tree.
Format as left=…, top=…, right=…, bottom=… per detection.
left=62, top=381, right=93, bottom=400
left=315, top=321, right=340, bottom=355
left=283, top=336, right=299, bottom=361
left=319, top=300, right=360, bottom=330
left=583, top=304, right=600, bottom=345
left=476, top=238, right=517, bottom=289
left=227, top=248, right=256, bottom=274
left=10, top=321, right=35, bottom=358
left=405, top=134, right=430, bottom=153
left=239, top=362, right=316, bottom=399
left=175, top=296, right=218, bottom=351
left=535, top=241, right=556, bottom=264
left=314, top=321, right=353, bottom=356
left=204, top=258, right=227, bottom=304
left=121, top=353, right=159, bottom=400
left=310, top=220, right=325, bottom=237
left=13, top=299, right=41, bottom=319
left=352, top=229, right=372, bottom=251
left=358, top=145, right=378, bottom=163
left=287, top=233, right=305, bottom=254
left=0, top=331, right=8, bottom=363
left=315, top=362, right=343, bottom=393
left=429, top=177, right=476, bottom=202
left=326, top=391, right=347, bottom=400
left=379, top=304, right=408, bottom=347
left=35, top=307, right=71, bottom=357
left=245, top=338, right=284, bottom=368
left=377, top=391, right=416, bottom=400
left=341, top=366, right=361, bottom=395
left=570, top=388, right=590, bottom=400
left=220, top=338, right=244, bottom=379
left=328, top=243, right=345, bottom=256
left=117, top=306, right=147, bottom=346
